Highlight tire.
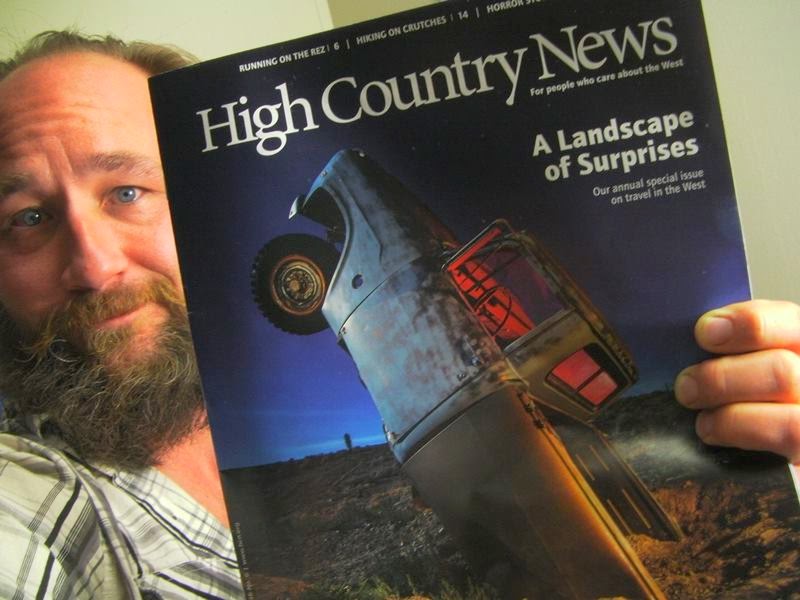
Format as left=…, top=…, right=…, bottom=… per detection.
left=251, top=234, right=340, bottom=335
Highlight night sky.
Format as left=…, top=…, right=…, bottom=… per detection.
left=151, top=0, right=749, bottom=470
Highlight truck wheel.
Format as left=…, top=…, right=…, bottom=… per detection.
left=251, top=234, right=339, bottom=334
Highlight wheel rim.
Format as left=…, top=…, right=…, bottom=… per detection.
left=270, top=255, right=327, bottom=316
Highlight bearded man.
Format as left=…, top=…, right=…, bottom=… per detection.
left=1, top=30, right=799, bottom=599
left=0, top=32, right=242, bottom=598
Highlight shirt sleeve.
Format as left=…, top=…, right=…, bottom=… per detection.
left=0, top=435, right=132, bottom=599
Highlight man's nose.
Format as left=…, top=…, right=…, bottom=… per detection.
left=61, top=212, right=128, bottom=292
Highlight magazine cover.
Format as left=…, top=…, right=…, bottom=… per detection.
left=150, top=0, right=800, bottom=597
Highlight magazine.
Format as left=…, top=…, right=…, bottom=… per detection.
left=149, top=0, right=800, bottom=597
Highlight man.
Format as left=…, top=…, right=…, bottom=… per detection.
left=0, top=32, right=243, bottom=598
left=0, top=30, right=798, bottom=598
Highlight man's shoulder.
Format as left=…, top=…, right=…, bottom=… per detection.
left=0, top=420, right=103, bottom=546
left=0, top=422, right=128, bottom=599
left=0, top=419, right=244, bottom=598
left=0, top=415, right=85, bottom=488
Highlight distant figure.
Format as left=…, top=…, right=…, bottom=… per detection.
left=344, top=433, right=353, bottom=451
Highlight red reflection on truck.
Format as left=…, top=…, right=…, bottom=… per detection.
left=550, top=348, right=619, bottom=405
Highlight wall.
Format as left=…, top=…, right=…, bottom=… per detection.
left=701, top=0, right=800, bottom=303
left=0, top=0, right=332, bottom=60
left=1, top=0, right=798, bottom=302
left=327, top=0, right=432, bottom=27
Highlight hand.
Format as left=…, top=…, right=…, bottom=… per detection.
left=675, top=299, right=800, bottom=463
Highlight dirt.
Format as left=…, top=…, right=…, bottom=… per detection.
left=223, top=391, right=800, bottom=599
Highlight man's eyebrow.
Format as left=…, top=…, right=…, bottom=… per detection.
left=86, top=152, right=163, bottom=178
left=0, top=153, right=162, bottom=203
left=0, top=173, right=29, bottom=202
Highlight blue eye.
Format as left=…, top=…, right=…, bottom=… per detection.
left=114, top=186, right=140, bottom=203
left=10, top=207, right=46, bottom=228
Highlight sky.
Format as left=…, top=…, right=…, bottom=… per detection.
left=151, top=0, right=749, bottom=470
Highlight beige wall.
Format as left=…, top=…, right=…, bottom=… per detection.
left=1, top=0, right=798, bottom=302
left=701, top=0, right=800, bottom=303
left=0, top=0, right=332, bottom=60
left=327, top=0, right=433, bottom=27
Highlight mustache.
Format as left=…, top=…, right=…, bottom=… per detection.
left=21, top=278, right=186, bottom=360
left=0, top=282, right=203, bottom=469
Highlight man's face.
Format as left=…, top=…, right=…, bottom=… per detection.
left=0, top=52, right=203, bottom=468
left=0, top=52, right=182, bottom=361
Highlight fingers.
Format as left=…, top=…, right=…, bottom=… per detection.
left=676, top=348, right=800, bottom=409
left=694, top=299, right=800, bottom=354
left=678, top=299, right=800, bottom=463
left=694, top=403, right=800, bottom=464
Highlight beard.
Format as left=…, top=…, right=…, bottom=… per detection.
left=0, top=279, right=205, bottom=470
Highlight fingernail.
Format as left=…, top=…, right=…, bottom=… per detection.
left=675, top=370, right=699, bottom=408
left=699, top=314, right=734, bottom=346
left=695, top=411, right=715, bottom=443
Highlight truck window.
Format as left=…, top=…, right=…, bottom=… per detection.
left=446, top=224, right=564, bottom=348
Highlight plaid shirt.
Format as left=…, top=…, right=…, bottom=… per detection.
left=0, top=414, right=244, bottom=599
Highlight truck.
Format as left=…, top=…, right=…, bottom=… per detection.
left=251, top=149, right=680, bottom=598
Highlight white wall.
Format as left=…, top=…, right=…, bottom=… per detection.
left=702, top=0, right=800, bottom=303
left=1, top=0, right=798, bottom=302
left=0, top=0, right=332, bottom=60
left=327, top=0, right=432, bottom=27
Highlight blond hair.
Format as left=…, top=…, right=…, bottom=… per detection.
left=0, top=29, right=196, bottom=79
